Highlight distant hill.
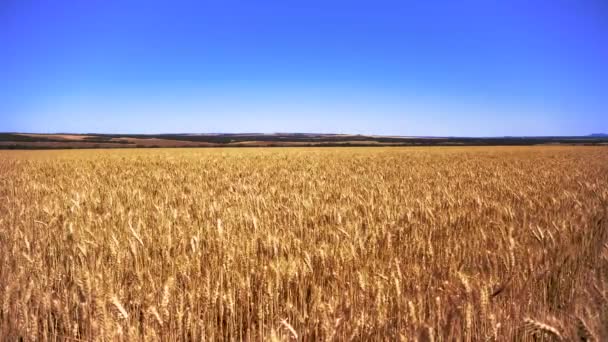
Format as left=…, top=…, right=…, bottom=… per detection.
left=1, top=133, right=608, bottom=149
left=589, top=133, right=608, bottom=137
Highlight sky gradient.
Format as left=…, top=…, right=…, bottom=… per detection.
left=1, top=0, right=607, bottom=136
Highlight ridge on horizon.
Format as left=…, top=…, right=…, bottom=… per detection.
left=2, top=132, right=607, bottom=139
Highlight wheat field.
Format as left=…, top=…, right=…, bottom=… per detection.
left=1, top=146, right=607, bottom=341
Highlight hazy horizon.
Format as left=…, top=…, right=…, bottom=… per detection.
left=2, top=1, right=607, bottom=136
left=3, top=131, right=607, bottom=139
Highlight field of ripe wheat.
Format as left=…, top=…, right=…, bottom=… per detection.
left=1, top=146, right=607, bottom=341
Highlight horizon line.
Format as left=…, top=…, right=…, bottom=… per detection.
left=2, top=132, right=606, bottom=139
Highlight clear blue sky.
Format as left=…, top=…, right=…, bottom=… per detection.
left=1, top=0, right=607, bottom=136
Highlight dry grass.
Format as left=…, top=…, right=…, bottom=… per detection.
left=1, top=146, right=607, bottom=341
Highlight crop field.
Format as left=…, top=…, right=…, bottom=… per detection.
left=1, top=146, right=607, bottom=341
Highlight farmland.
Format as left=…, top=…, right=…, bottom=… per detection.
left=1, top=146, right=607, bottom=340
left=2, top=133, right=607, bottom=149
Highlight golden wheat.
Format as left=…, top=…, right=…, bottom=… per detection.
left=0, top=146, right=607, bottom=340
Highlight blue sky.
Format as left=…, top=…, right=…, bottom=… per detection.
left=1, top=0, right=607, bottom=136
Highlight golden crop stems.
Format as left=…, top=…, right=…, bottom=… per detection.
left=0, top=146, right=607, bottom=340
